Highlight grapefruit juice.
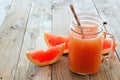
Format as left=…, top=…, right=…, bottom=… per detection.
left=69, top=24, right=103, bottom=74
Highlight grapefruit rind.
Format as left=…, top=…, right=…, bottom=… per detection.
left=44, top=32, right=69, bottom=54
left=26, top=43, right=65, bottom=66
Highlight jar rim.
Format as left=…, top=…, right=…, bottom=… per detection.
left=71, top=27, right=103, bottom=36
left=71, top=13, right=103, bottom=35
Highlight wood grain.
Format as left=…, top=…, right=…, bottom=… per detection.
left=0, top=0, right=31, bottom=80
left=51, top=1, right=72, bottom=80
left=91, top=0, right=120, bottom=79
left=51, top=0, right=71, bottom=36
left=92, top=0, right=120, bottom=60
left=94, top=0, right=120, bottom=59
left=0, top=0, right=120, bottom=80
left=0, top=0, right=14, bottom=26
left=14, top=0, right=52, bottom=80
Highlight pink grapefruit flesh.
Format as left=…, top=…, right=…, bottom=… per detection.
left=44, top=32, right=69, bottom=54
left=26, top=43, right=65, bottom=66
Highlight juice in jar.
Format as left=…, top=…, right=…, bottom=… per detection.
left=69, top=23, right=103, bottom=74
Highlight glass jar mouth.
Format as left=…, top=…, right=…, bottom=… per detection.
left=71, top=13, right=103, bottom=35
left=71, top=27, right=103, bottom=36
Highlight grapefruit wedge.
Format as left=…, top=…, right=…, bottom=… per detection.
left=102, top=39, right=118, bottom=55
left=44, top=32, right=118, bottom=55
left=44, top=32, right=69, bottom=54
left=26, top=43, right=65, bottom=66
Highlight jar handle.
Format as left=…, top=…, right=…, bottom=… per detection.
left=101, top=32, right=115, bottom=62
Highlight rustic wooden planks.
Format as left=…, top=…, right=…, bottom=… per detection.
left=14, top=0, right=52, bottom=80
left=51, top=0, right=71, bottom=36
left=93, top=0, right=120, bottom=60
left=91, top=0, right=120, bottom=80
left=0, top=0, right=14, bottom=26
left=51, top=1, right=73, bottom=80
left=92, top=0, right=120, bottom=59
left=0, top=0, right=120, bottom=80
left=0, top=0, right=31, bottom=80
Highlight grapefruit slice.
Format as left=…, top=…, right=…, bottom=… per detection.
left=26, top=43, right=65, bottom=66
left=44, top=32, right=69, bottom=54
left=102, top=39, right=118, bottom=55
left=44, top=32, right=118, bottom=55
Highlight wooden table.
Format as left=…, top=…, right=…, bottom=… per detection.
left=0, top=0, right=120, bottom=80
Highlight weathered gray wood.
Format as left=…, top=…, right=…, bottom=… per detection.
left=109, top=0, right=120, bottom=9
left=51, top=1, right=73, bottom=80
left=14, top=0, right=52, bottom=80
left=91, top=0, right=120, bottom=80
left=93, top=0, right=120, bottom=60
left=92, top=0, right=120, bottom=39
left=51, top=0, right=71, bottom=36
left=73, top=0, right=97, bottom=13
left=0, top=0, right=120, bottom=80
left=52, top=56, right=72, bottom=80
left=0, top=0, right=14, bottom=26
left=0, top=0, right=31, bottom=80
left=92, top=0, right=120, bottom=59
left=109, top=0, right=120, bottom=59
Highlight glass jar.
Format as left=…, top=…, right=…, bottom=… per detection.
left=68, top=13, right=115, bottom=75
